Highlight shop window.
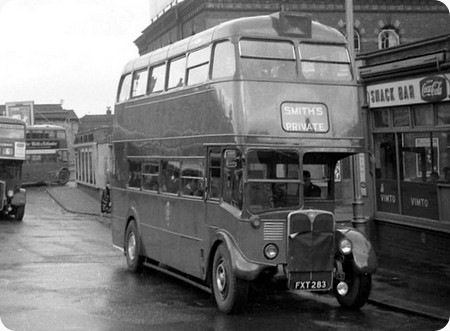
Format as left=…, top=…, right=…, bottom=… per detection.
left=373, top=109, right=389, bottom=128
left=392, top=107, right=410, bottom=127
left=413, top=104, right=433, bottom=127
left=437, top=102, right=450, bottom=125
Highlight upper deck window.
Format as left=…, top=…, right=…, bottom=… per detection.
left=239, top=39, right=296, bottom=81
left=148, top=63, right=166, bottom=94
left=0, top=124, right=25, bottom=139
left=117, top=73, right=132, bottom=102
left=187, top=47, right=210, bottom=86
left=212, top=41, right=236, bottom=80
left=299, top=44, right=352, bottom=81
left=131, top=68, right=149, bottom=98
left=167, top=56, right=186, bottom=89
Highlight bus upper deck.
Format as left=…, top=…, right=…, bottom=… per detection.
left=115, top=12, right=363, bottom=152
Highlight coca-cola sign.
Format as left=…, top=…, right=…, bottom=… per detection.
left=420, top=76, right=447, bottom=102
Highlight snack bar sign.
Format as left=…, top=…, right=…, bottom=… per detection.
left=367, top=75, right=449, bottom=108
left=281, top=102, right=329, bottom=133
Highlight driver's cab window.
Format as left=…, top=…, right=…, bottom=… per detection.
left=303, top=153, right=335, bottom=200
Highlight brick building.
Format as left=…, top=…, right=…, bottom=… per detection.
left=137, top=0, right=450, bottom=55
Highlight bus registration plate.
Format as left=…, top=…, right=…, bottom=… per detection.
left=288, top=272, right=332, bottom=291
left=293, top=280, right=327, bottom=290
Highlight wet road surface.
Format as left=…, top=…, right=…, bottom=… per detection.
left=0, top=186, right=446, bottom=330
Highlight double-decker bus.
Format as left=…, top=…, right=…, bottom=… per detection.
left=111, top=12, right=377, bottom=313
left=23, top=124, right=70, bottom=186
left=0, top=116, right=27, bottom=220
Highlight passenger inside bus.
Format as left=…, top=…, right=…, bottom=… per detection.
left=303, top=170, right=321, bottom=197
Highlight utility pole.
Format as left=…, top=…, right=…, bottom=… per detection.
left=346, top=0, right=367, bottom=235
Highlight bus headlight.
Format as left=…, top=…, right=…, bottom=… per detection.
left=264, top=243, right=279, bottom=260
left=339, top=238, right=352, bottom=255
left=6, top=190, right=14, bottom=198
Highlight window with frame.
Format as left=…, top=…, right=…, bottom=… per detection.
left=142, top=161, right=159, bottom=191
left=128, top=160, right=141, bottom=189
left=148, top=63, right=166, bottom=94
left=223, top=150, right=243, bottom=209
left=160, top=160, right=180, bottom=194
left=208, top=149, right=222, bottom=199
left=240, top=39, right=296, bottom=80
left=131, top=68, right=149, bottom=98
left=378, top=29, right=400, bottom=49
left=187, top=47, right=210, bottom=86
left=212, top=41, right=236, bottom=80
left=167, top=56, right=186, bottom=89
left=299, top=43, right=352, bottom=81
left=180, top=160, right=205, bottom=197
left=118, top=73, right=132, bottom=102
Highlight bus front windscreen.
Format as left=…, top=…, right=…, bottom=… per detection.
left=0, top=124, right=25, bottom=139
left=246, top=150, right=300, bottom=212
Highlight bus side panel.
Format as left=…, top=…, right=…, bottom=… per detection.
left=111, top=187, right=127, bottom=249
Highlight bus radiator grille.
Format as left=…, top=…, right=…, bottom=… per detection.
left=263, top=222, right=284, bottom=241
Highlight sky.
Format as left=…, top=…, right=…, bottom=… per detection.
left=0, top=0, right=149, bottom=117
left=1, top=0, right=449, bottom=118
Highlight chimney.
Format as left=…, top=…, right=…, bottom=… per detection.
left=106, top=106, right=112, bottom=115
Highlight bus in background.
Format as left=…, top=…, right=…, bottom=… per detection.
left=111, top=12, right=377, bottom=313
left=0, top=116, right=27, bottom=220
left=23, top=124, right=70, bottom=186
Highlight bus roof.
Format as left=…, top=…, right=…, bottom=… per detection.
left=0, top=116, right=26, bottom=126
left=26, top=124, right=66, bottom=130
left=122, top=11, right=347, bottom=73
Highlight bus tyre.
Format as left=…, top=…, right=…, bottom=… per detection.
left=125, top=220, right=144, bottom=273
left=212, top=244, right=249, bottom=314
left=58, top=169, right=70, bottom=185
left=14, top=206, right=25, bottom=221
left=334, top=269, right=372, bottom=309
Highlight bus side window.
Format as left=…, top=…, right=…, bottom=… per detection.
left=187, top=47, right=210, bottom=86
left=131, top=68, right=149, bottom=98
left=181, top=160, right=205, bottom=197
left=160, top=161, right=180, bottom=194
left=167, top=56, right=186, bottom=89
left=211, top=41, right=236, bottom=80
left=148, top=63, right=166, bottom=94
left=128, top=160, right=141, bottom=189
left=208, top=149, right=222, bottom=199
left=118, top=73, right=132, bottom=102
left=142, top=161, right=159, bottom=191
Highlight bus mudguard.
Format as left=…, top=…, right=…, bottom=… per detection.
left=337, top=228, right=377, bottom=274
left=214, top=230, right=265, bottom=281
left=11, top=188, right=26, bottom=207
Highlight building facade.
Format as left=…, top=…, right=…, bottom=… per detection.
left=358, top=35, right=450, bottom=265
left=74, top=110, right=114, bottom=191
left=137, top=0, right=450, bottom=55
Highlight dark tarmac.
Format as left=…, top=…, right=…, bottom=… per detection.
left=46, top=182, right=450, bottom=323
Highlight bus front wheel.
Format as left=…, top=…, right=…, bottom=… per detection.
left=212, top=244, right=249, bottom=314
left=334, top=266, right=372, bottom=309
left=14, top=206, right=25, bottom=221
left=125, top=220, right=144, bottom=273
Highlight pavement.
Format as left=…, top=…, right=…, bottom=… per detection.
left=46, top=182, right=450, bottom=322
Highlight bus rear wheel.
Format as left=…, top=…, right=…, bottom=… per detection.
left=58, top=169, right=70, bottom=185
left=125, top=220, right=144, bottom=273
left=212, top=244, right=249, bottom=314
